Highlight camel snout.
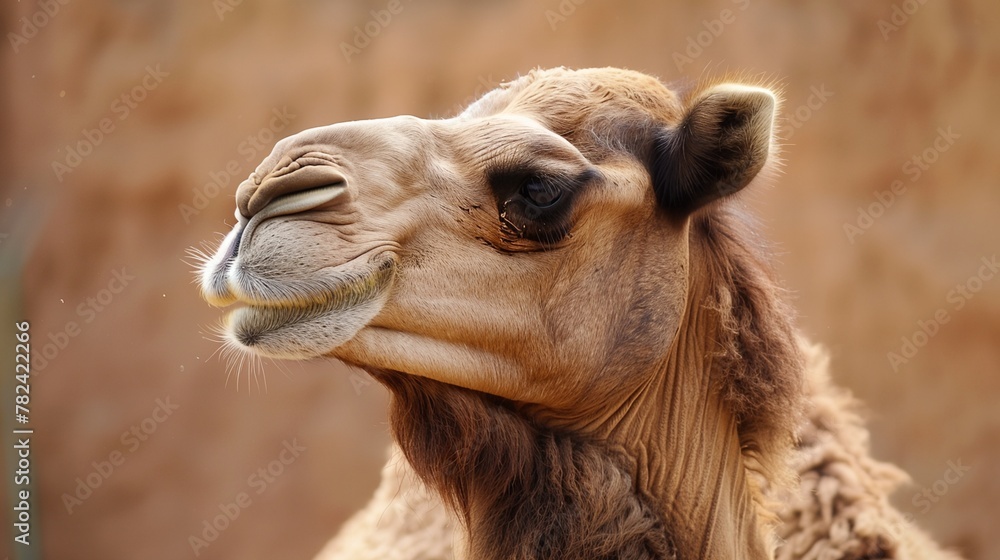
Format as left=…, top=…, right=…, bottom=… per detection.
left=237, top=155, right=349, bottom=218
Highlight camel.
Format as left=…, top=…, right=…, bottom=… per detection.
left=199, top=67, right=961, bottom=559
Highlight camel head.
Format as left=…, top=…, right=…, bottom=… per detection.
left=201, top=67, right=778, bottom=408
left=200, top=67, right=803, bottom=559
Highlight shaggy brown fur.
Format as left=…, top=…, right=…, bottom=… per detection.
left=374, top=371, right=675, bottom=559
left=775, top=342, right=965, bottom=560
left=692, top=209, right=805, bottom=490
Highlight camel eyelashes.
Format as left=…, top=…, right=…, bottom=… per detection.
left=486, top=161, right=597, bottom=200
left=491, top=167, right=598, bottom=246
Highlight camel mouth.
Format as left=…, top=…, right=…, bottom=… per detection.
left=199, top=184, right=353, bottom=308
left=222, top=252, right=397, bottom=358
left=197, top=172, right=397, bottom=359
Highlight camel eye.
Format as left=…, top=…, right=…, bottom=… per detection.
left=488, top=165, right=596, bottom=246
left=521, top=179, right=562, bottom=208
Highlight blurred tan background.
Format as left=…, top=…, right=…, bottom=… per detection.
left=1, top=1, right=997, bottom=559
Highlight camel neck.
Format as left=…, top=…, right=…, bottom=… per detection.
left=378, top=214, right=800, bottom=559
left=600, top=275, right=774, bottom=559
left=376, top=287, right=776, bottom=559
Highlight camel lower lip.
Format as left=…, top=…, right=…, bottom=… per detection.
left=226, top=255, right=395, bottom=348
left=228, top=300, right=339, bottom=347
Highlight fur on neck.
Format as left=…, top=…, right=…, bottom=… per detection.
left=372, top=370, right=676, bottom=559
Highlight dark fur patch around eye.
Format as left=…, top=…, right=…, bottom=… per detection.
left=488, top=167, right=599, bottom=247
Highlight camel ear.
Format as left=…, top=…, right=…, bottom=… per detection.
left=651, top=84, right=776, bottom=216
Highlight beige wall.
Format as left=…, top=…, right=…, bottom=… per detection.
left=1, top=1, right=997, bottom=558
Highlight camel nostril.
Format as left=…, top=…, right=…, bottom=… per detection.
left=237, top=162, right=348, bottom=219
left=253, top=183, right=348, bottom=223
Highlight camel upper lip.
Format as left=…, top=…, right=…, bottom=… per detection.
left=200, top=225, right=397, bottom=310
left=238, top=184, right=348, bottom=256
left=199, top=184, right=350, bottom=307
left=232, top=253, right=395, bottom=309
left=200, top=221, right=244, bottom=307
